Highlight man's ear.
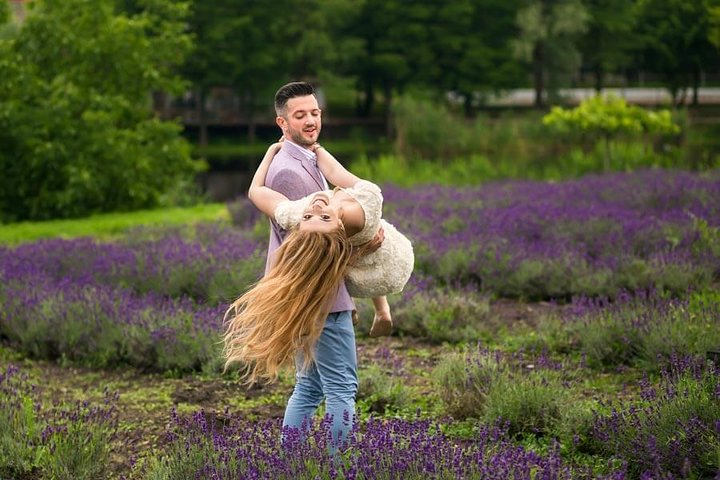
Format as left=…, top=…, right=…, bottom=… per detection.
left=276, top=116, right=286, bottom=131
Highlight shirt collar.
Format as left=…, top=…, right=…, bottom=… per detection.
left=284, top=139, right=316, bottom=163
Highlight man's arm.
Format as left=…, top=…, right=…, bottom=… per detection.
left=314, top=145, right=361, bottom=188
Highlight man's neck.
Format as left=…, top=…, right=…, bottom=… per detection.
left=284, top=138, right=313, bottom=152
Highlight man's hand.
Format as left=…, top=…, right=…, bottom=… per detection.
left=365, top=227, right=385, bottom=254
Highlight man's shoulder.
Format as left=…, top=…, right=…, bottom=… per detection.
left=267, top=161, right=311, bottom=201
left=266, top=146, right=301, bottom=177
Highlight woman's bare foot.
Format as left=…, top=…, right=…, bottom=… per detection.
left=369, top=310, right=392, bottom=338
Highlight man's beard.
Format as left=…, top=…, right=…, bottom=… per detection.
left=289, top=128, right=319, bottom=147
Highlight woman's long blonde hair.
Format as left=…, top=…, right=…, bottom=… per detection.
left=223, top=226, right=356, bottom=384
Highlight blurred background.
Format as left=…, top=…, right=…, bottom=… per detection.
left=1, top=0, right=719, bottom=221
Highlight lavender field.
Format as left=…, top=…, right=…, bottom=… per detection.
left=1, top=169, right=719, bottom=479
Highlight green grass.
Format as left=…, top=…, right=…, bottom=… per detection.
left=0, top=203, right=229, bottom=245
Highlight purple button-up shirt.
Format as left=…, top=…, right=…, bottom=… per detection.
left=263, top=140, right=354, bottom=313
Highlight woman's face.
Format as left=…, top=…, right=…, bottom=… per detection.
left=298, top=192, right=341, bottom=233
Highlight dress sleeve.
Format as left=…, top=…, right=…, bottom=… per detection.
left=274, top=196, right=313, bottom=230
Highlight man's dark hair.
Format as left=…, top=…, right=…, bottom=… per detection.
left=274, top=82, right=315, bottom=116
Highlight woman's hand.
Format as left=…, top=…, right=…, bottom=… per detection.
left=268, top=139, right=283, bottom=156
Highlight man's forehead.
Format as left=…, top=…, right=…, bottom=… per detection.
left=286, top=95, right=320, bottom=113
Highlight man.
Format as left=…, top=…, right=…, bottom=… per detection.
left=263, top=81, right=367, bottom=449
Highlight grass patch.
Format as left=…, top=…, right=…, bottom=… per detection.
left=0, top=203, right=229, bottom=245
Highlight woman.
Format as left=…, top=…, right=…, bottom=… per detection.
left=223, top=142, right=413, bottom=385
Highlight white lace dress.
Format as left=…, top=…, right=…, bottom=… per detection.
left=274, top=180, right=414, bottom=298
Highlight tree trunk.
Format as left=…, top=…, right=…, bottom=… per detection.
left=383, top=84, right=393, bottom=139
left=358, top=79, right=375, bottom=117
left=692, top=67, right=700, bottom=106
left=463, top=93, right=473, bottom=118
left=196, top=89, right=208, bottom=148
left=594, top=65, right=604, bottom=93
left=533, top=41, right=545, bottom=108
left=245, top=92, right=256, bottom=144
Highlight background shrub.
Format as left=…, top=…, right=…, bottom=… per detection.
left=590, top=357, right=720, bottom=478
left=0, top=0, right=201, bottom=221
left=0, top=364, right=118, bottom=479
left=433, top=346, right=570, bottom=437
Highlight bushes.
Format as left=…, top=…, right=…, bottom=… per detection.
left=0, top=0, right=200, bottom=222
left=0, top=278, right=225, bottom=373
left=432, top=346, right=570, bottom=437
left=590, top=357, right=720, bottom=478
left=530, top=290, right=720, bottom=371
left=0, top=364, right=118, bottom=479
left=392, top=289, right=493, bottom=343
left=367, top=96, right=696, bottom=188
left=143, top=410, right=588, bottom=479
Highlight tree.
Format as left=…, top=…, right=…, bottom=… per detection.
left=342, top=0, right=436, bottom=118
left=636, top=0, right=720, bottom=106
left=181, top=0, right=341, bottom=145
left=543, top=95, right=680, bottom=170
left=512, top=0, right=590, bottom=107
left=423, top=0, right=525, bottom=116
left=579, top=0, right=639, bottom=92
left=0, top=0, right=199, bottom=222
left=709, top=4, right=720, bottom=49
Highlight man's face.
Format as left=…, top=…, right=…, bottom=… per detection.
left=277, top=95, right=322, bottom=147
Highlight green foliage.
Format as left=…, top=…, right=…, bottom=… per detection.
left=432, top=347, right=569, bottom=437
left=394, top=290, right=493, bottom=344
left=551, top=399, right=600, bottom=456
left=0, top=366, right=117, bottom=479
left=0, top=393, right=42, bottom=477
left=0, top=283, right=222, bottom=373
left=206, top=251, right=265, bottom=305
left=0, top=0, right=201, bottom=222
left=144, top=439, right=220, bottom=480
left=393, top=95, right=471, bottom=161
left=593, top=365, right=720, bottom=478
left=636, top=0, right=719, bottom=104
left=0, top=0, right=8, bottom=24
left=711, top=5, right=720, bottom=49
left=543, top=95, right=681, bottom=170
left=542, top=291, right=720, bottom=371
left=511, top=0, right=589, bottom=105
left=374, top=96, right=695, bottom=187
left=578, top=0, right=638, bottom=91
left=357, top=364, right=411, bottom=415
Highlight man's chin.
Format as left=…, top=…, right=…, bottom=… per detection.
left=292, top=135, right=318, bottom=147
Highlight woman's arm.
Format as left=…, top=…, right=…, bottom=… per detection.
left=247, top=143, right=290, bottom=218
left=313, top=145, right=361, bottom=188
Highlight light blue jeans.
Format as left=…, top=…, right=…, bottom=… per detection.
left=282, top=310, right=358, bottom=450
